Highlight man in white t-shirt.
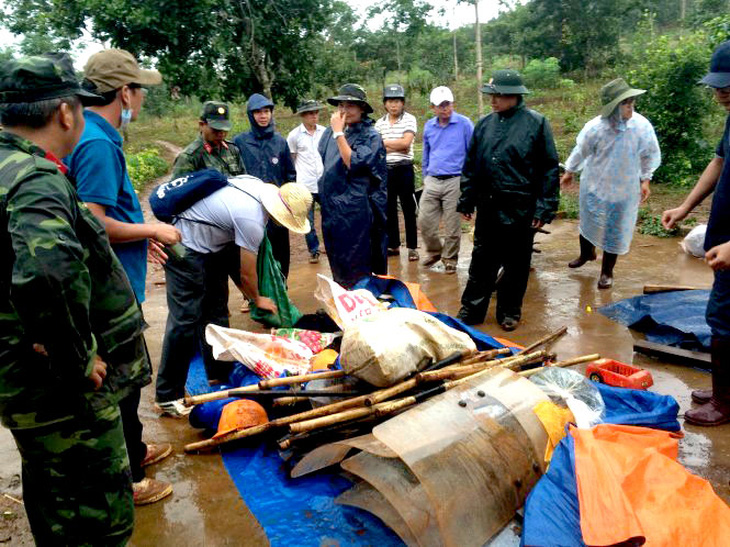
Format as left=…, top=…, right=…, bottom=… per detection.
left=287, top=100, right=326, bottom=263
left=374, top=84, right=419, bottom=261
left=155, top=177, right=312, bottom=415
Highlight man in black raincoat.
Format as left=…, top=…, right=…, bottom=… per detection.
left=318, top=84, right=388, bottom=288
left=457, top=70, right=559, bottom=331
left=234, top=93, right=297, bottom=277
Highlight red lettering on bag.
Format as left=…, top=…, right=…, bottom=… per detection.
left=339, top=294, right=356, bottom=313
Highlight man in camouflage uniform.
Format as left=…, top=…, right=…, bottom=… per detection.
left=0, top=53, right=151, bottom=545
left=171, top=101, right=246, bottom=177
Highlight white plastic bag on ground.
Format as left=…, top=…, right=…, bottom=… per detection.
left=314, top=274, right=388, bottom=330
left=680, top=224, right=707, bottom=258
left=340, top=307, right=477, bottom=387
left=205, top=324, right=313, bottom=379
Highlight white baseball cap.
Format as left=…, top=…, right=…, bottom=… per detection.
left=430, top=86, right=454, bottom=105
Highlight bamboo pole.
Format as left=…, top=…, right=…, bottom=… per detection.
left=518, top=326, right=568, bottom=356
left=517, top=353, right=600, bottom=377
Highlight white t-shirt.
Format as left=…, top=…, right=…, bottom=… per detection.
left=286, top=123, right=325, bottom=194
left=374, top=111, right=418, bottom=164
left=176, top=175, right=268, bottom=254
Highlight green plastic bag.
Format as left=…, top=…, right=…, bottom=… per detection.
left=249, top=236, right=302, bottom=328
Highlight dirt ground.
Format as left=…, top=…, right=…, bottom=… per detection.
left=2, top=195, right=729, bottom=545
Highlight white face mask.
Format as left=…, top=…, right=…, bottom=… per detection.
left=121, top=108, right=133, bottom=128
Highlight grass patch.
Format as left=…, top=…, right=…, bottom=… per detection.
left=126, top=147, right=169, bottom=191
left=637, top=207, right=678, bottom=237
left=559, top=192, right=580, bottom=219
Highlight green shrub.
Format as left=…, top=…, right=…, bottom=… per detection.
left=637, top=207, right=678, bottom=237
left=627, top=33, right=714, bottom=185
left=126, top=148, right=169, bottom=191
left=559, top=193, right=579, bottom=219
left=523, top=57, right=562, bottom=89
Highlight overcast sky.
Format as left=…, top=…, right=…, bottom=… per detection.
left=1, top=0, right=508, bottom=68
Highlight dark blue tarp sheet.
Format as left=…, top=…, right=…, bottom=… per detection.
left=521, top=383, right=681, bottom=546
left=186, top=353, right=404, bottom=547
left=599, top=289, right=711, bottom=350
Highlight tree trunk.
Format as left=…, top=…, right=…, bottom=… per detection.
left=474, top=0, right=483, bottom=116
left=453, top=32, right=459, bottom=80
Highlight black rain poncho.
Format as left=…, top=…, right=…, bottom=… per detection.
left=318, top=118, right=388, bottom=288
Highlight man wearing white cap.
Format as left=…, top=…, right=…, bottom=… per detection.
left=155, top=178, right=311, bottom=417
left=419, top=86, right=474, bottom=273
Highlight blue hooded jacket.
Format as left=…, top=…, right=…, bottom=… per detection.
left=233, top=93, right=296, bottom=187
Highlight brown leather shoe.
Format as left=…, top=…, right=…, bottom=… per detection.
left=685, top=337, right=730, bottom=426
left=133, top=478, right=173, bottom=506
left=141, top=443, right=173, bottom=468
left=691, top=389, right=712, bottom=405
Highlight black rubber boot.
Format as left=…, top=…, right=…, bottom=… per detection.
left=598, top=252, right=617, bottom=289
left=568, top=235, right=597, bottom=268
left=685, top=337, right=730, bottom=426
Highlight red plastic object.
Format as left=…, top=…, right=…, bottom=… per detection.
left=585, top=359, right=654, bottom=390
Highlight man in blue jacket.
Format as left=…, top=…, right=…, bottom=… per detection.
left=234, top=94, right=297, bottom=277
left=318, top=83, right=388, bottom=288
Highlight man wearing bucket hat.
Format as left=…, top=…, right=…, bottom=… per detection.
left=287, top=99, right=326, bottom=263
left=662, top=40, right=730, bottom=426
left=172, top=101, right=246, bottom=178
left=375, top=84, right=420, bottom=262
left=318, top=83, right=388, bottom=287
left=67, top=47, right=177, bottom=505
left=234, top=94, right=297, bottom=278
left=561, top=78, right=660, bottom=289
left=156, top=177, right=311, bottom=415
left=457, top=69, right=559, bottom=331
left=0, top=52, right=148, bottom=543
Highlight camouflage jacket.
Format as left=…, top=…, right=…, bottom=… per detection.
left=0, top=131, right=151, bottom=429
left=171, top=136, right=246, bottom=178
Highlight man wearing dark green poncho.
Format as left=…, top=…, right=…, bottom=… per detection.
left=155, top=177, right=311, bottom=417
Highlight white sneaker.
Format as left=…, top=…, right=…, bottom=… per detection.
left=156, top=399, right=192, bottom=418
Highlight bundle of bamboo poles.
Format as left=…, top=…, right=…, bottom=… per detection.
left=183, top=325, right=598, bottom=453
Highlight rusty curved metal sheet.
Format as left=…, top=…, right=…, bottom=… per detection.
left=341, top=451, right=441, bottom=547
left=371, top=368, right=549, bottom=547
left=336, top=481, right=419, bottom=547
left=290, top=434, right=396, bottom=478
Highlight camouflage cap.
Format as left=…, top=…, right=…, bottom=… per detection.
left=0, top=52, right=104, bottom=105
left=201, top=101, right=232, bottom=131
left=295, top=99, right=324, bottom=115
left=327, top=83, right=373, bottom=114
left=84, top=49, right=161, bottom=94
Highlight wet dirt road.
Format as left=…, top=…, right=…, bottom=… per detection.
left=2, top=218, right=729, bottom=546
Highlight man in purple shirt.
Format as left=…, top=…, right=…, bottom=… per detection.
left=418, top=86, right=474, bottom=273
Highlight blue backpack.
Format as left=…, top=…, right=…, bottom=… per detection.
left=149, top=169, right=229, bottom=223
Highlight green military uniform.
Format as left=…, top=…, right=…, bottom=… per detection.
left=172, top=135, right=246, bottom=177
left=171, top=101, right=246, bottom=177
left=0, top=53, right=151, bottom=546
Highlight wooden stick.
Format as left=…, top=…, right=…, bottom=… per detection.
left=518, top=326, right=568, bottom=356
left=643, top=284, right=705, bottom=294
left=272, top=397, right=309, bottom=407
left=420, top=350, right=548, bottom=382
left=460, top=347, right=511, bottom=365
left=229, top=390, right=365, bottom=398
left=183, top=368, right=347, bottom=406
left=517, top=353, right=600, bottom=377
left=2, top=493, right=23, bottom=506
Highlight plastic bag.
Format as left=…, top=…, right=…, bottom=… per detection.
left=270, top=327, right=337, bottom=354
left=315, top=274, right=388, bottom=330
left=340, top=307, right=476, bottom=387
left=530, top=367, right=605, bottom=428
left=250, top=236, right=302, bottom=327
left=680, top=224, right=707, bottom=258
left=205, top=324, right=312, bottom=379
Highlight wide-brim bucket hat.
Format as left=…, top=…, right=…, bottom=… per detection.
left=482, top=69, right=530, bottom=95
left=295, top=99, right=324, bottom=114
left=260, top=182, right=312, bottom=234
left=600, top=78, right=645, bottom=118
left=327, top=83, right=373, bottom=114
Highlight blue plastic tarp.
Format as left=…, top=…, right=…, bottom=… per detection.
left=186, top=354, right=403, bottom=546
left=599, top=290, right=711, bottom=350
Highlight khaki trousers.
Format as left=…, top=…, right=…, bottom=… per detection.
left=417, top=175, right=461, bottom=263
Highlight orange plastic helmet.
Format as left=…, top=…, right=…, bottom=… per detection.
left=310, top=349, right=339, bottom=371
left=214, top=399, right=269, bottom=438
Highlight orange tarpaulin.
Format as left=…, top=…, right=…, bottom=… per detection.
left=571, top=424, right=730, bottom=546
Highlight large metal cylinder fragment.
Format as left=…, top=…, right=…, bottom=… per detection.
left=293, top=367, right=549, bottom=546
